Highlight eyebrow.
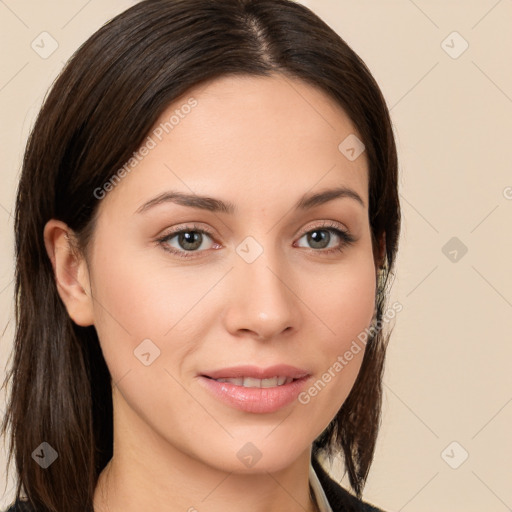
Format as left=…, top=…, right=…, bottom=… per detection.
left=135, top=186, right=365, bottom=215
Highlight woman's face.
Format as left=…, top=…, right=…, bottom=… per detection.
left=85, top=73, right=377, bottom=473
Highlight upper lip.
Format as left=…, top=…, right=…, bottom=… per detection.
left=201, top=364, right=310, bottom=380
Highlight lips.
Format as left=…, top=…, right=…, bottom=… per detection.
left=201, top=364, right=310, bottom=381
left=198, top=364, right=311, bottom=413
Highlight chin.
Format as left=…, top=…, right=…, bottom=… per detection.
left=189, top=432, right=313, bottom=475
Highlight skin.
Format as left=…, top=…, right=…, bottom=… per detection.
left=44, top=73, right=381, bottom=512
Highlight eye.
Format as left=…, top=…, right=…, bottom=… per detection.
left=156, top=221, right=355, bottom=259
left=156, top=224, right=219, bottom=258
left=294, top=222, right=355, bottom=254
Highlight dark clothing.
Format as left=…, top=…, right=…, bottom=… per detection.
left=4, top=502, right=32, bottom=512
left=312, top=456, right=386, bottom=511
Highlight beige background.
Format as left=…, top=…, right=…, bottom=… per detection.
left=1, top=1, right=511, bottom=510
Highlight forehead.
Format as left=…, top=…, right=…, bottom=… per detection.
left=98, top=73, right=368, bottom=214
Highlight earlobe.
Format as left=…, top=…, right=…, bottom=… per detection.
left=43, top=219, right=94, bottom=327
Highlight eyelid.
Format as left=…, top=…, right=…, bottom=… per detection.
left=159, top=222, right=216, bottom=238
left=296, top=219, right=349, bottom=237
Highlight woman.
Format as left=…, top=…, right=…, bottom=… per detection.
left=1, top=0, right=400, bottom=511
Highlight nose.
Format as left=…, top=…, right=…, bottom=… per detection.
left=222, top=251, right=301, bottom=341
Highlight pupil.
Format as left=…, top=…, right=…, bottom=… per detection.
left=179, top=231, right=202, bottom=250
left=309, top=230, right=329, bottom=249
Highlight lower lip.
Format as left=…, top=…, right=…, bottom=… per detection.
left=198, top=376, right=310, bottom=413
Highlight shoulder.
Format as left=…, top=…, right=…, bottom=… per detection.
left=312, top=456, right=388, bottom=512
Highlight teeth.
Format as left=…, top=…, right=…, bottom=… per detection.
left=244, top=377, right=264, bottom=388
left=260, top=377, right=278, bottom=388
left=215, top=376, right=294, bottom=388
left=216, top=377, right=243, bottom=385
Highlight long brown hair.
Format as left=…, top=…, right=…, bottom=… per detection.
left=1, top=0, right=400, bottom=510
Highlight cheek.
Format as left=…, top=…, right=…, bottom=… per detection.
left=296, top=255, right=376, bottom=416
left=307, top=254, right=377, bottom=347
left=87, top=241, right=226, bottom=383
left=87, top=244, right=170, bottom=377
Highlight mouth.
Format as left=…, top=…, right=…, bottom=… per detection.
left=203, top=375, right=297, bottom=388
left=198, top=365, right=311, bottom=413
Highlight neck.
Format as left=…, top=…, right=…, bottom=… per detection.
left=93, top=388, right=318, bottom=512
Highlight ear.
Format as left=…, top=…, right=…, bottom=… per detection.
left=43, top=219, right=94, bottom=327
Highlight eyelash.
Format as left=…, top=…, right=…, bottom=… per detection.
left=156, top=221, right=356, bottom=259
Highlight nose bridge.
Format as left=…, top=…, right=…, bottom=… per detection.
left=225, top=237, right=300, bottom=339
